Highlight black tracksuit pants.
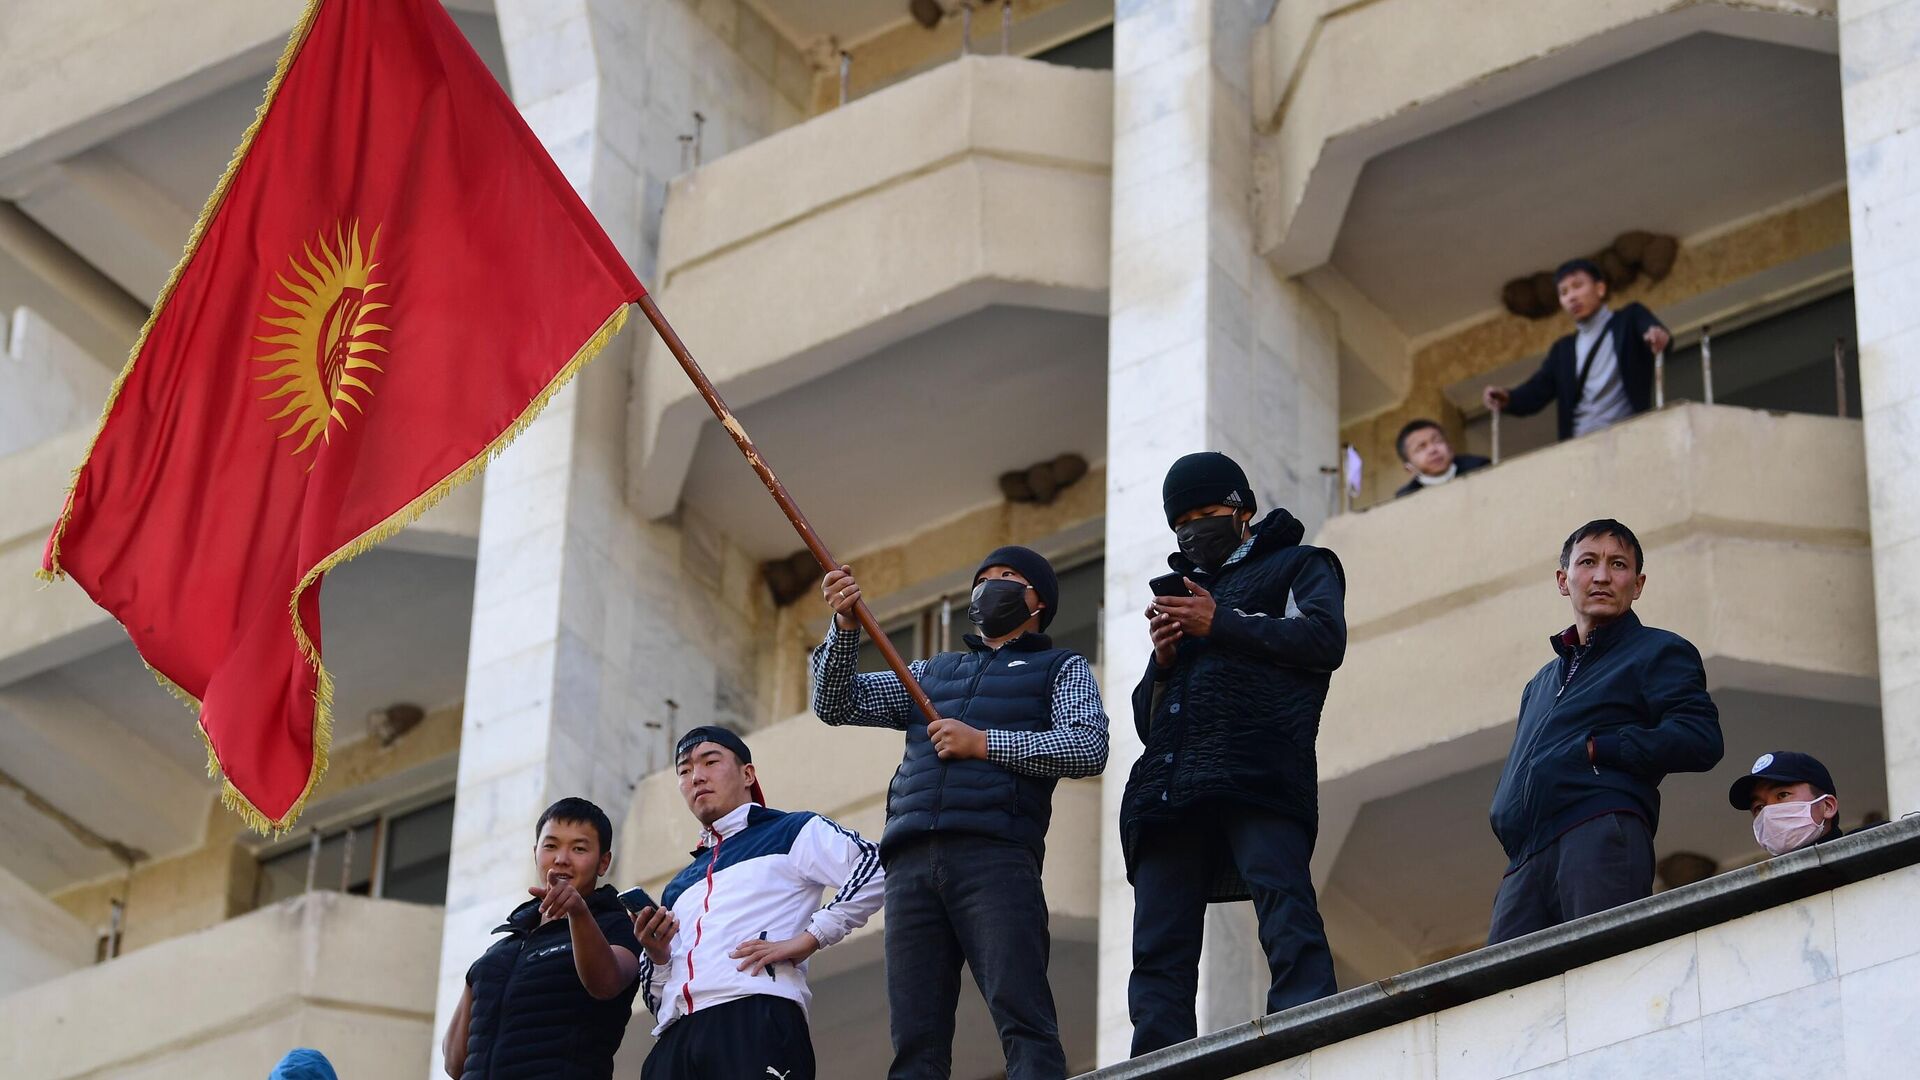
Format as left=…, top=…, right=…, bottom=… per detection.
left=640, top=995, right=814, bottom=1080
left=1128, top=805, right=1337, bottom=1057
left=1487, top=810, right=1654, bottom=945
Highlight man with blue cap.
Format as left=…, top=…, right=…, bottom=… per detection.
left=811, top=545, right=1110, bottom=1079
left=1731, top=751, right=1847, bottom=856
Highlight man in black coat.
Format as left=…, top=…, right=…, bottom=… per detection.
left=1393, top=418, right=1491, bottom=498
left=1483, top=259, right=1674, bottom=441
left=1122, top=452, right=1345, bottom=1056
left=1486, top=519, right=1722, bottom=945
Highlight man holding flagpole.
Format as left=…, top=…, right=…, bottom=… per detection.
left=810, top=548, right=1109, bottom=1080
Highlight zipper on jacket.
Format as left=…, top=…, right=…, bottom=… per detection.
left=681, top=828, right=723, bottom=1017
left=933, top=650, right=995, bottom=831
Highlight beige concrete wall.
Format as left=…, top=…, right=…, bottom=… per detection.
left=633, top=55, right=1113, bottom=517
left=1339, top=189, right=1853, bottom=507
left=47, top=704, right=462, bottom=956
left=0, top=863, right=92, bottom=998
left=1252, top=0, right=1838, bottom=272
left=1213, top=861, right=1920, bottom=1079
left=1840, top=0, right=1920, bottom=815
left=0, top=892, right=442, bottom=1080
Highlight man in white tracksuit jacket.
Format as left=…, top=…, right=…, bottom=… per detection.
left=632, top=725, right=884, bottom=1080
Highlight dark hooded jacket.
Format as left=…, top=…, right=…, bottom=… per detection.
left=1488, top=611, right=1723, bottom=871
left=1120, top=509, right=1346, bottom=900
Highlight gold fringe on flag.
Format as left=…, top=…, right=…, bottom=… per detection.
left=36, top=0, right=633, bottom=835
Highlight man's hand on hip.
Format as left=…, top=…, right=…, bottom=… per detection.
left=731, top=932, right=820, bottom=976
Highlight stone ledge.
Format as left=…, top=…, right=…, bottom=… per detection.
left=1079, top=815, right=1920, bottom=1079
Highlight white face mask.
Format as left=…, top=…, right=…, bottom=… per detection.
left=1753, top=796, right=1833, bottom=856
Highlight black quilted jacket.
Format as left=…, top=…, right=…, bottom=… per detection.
left=1120, top=509, right=1346, bottom=899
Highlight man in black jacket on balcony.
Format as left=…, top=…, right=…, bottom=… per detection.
left=1482, top=259, right=1673, bottom=441
left=1486, top=519, right=1723, bottom=945
left=1122, top=452, right=1345, bottom=1056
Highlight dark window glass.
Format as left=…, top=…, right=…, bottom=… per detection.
left=857, top=618, right=921, bottom=674
left=383, top=799, right=456, bottom=906
left=1034, top=25, right=1113, bottom=70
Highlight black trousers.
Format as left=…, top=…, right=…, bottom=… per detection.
left=1487, top=811, right=1654, bottom=945
left=1127, top=807, right=1337, bottom=1057
left=640, top=995, right=814, bottom=1080
left=884, top=834, right=1065, bottom=1080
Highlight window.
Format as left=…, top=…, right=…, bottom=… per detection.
left=1034, top=25, right=1113, bottom=70
left=254, top=794, right=455, bottom=909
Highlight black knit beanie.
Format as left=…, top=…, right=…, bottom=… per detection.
left=974, top=546, right=1060, bottom=631
left=1162, top=452, right=1255, bottom=526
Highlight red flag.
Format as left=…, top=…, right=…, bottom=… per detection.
left=40, top=0, right=643, bottom=831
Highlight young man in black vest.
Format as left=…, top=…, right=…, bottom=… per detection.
left=1482, top=259, right=1673, bottom=441
left=1486, top=519, right=1722, bottom=944
left=442, top=797, right=645, bottom=1080
left=1123, top=451, right=1346, bottom=1056
left=811, top=546, right=1110, bottom=1079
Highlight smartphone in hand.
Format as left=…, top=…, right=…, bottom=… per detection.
left=1148, top=572, right=1191, bottom=598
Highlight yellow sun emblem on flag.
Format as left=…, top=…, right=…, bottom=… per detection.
left=255, top=220, right=391, bottom=459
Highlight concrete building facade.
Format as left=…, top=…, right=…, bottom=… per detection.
left=1, top=1, right=1915, bottom=1077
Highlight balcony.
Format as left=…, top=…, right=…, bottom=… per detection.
left=1255, top=0, right=1838, bottom=276
left=618, top=710, right=1104, bottom=1075
left=0, top=893, right=442, bottom=1079
left=629, top=55, right=1113, bottom=556
left=1308, top=404, right=1876, bottom=977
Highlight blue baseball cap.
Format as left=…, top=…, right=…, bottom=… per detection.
left=1728, top=751, right=1836, bottom=809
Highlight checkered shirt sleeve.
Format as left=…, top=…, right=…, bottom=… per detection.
left=809, top=622, right=1109, bottom=778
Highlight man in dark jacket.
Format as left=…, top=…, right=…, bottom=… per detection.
left=1483, top=259, right=1674, bottom=441
left=442, top=797, right=645, bottom=1080
left=810, top=546, right=1109, bottom=1080
left=1394, top=418, right=1491, bottom=498
left=1122, top=451, right=1345, bottom=1056
left=1486, top=519, right=1722, bottom=944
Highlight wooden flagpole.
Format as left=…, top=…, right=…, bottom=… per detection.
left=635, top=294, right=941, bottom=725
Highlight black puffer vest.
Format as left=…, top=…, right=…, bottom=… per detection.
left=881, top=633, right=1076, bottom=864
left=462, top=884, right=641, bottom=1080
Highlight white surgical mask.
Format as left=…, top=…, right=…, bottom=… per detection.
left=1753, top=796, right=1833, bottom=856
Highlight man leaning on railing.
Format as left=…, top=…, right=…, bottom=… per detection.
left=1483, top=259, right=1673, bottom=442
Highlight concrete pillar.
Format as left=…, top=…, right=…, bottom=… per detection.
left=1840, top=0, right=1920, bottom=816
left=1097, top=0, right=1341, bottom=1065
left=428, top=3, right=806, bottom=1075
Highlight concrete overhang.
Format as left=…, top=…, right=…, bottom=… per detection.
left=0, top=893, right=441, bottom=1079
left=1252, top=0, right=1838, bottom=277
left=630, top=56, right=1113, bottom=519
left=1314, top=403, right=1871, bottom=805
